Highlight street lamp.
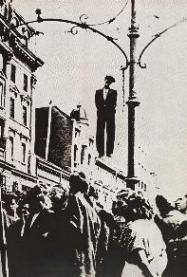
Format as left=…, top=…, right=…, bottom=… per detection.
left=125, top=0, right=140, bottom=189
left=15, top=0, right=182, bottom=189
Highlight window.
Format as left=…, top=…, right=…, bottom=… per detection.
left=74, top=144, right=78, bottom=162
left=0, top=82, right=5, bottom=107
left=11, top=64, right=16, bottom=83
left=74, top=145, right=78, bottom=167
left=23, top=106, right=27, bottom=126
left=81, top=145, right=87, bottom=164
left=89, top=139, right=93, bottom=147
left=9, top=137, right=14, bottom=160
left=10, top=97, right=15, bottom=118
left=88, top=154, right=91, bottom=165
left=23, top=74, right=28, bottom=92
left=75, top=128, right=80, bottom=138
left=0, top=54, right=3, bottom=71
left=0, top=122, right=5, bottom=149
left=21, top=142, right=26, bottom=163
left=0, top=122, right=4, bottom=138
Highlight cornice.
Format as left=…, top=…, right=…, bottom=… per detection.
left=11, top=37, right=44, bottom=71
left=9, top=126, right=29, bottom=140
left=0, top=159, right=15, bottom=171
left=36, top=156, right=70, bottom=180
left=12, top=168, right=37, bottom=182
left=95, top=158, right=117, bottom=174
left=0, top=16, right=44, bottom=71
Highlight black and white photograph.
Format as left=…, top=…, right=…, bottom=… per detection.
left=0, top=0, right=187, bottom=276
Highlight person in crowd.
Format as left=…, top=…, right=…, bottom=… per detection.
left=19, top=185, right=53, bottom=277
left=96, top=189, right=130, bottom=277
left=96, top=206, right=115, bottom=277
left=68, top=171, right=101, bottom=277
left=175, top=195, right=187, bottom=215
left=7, top=195, right=30, bottom=277
left=155, top=195, right=174, bottom=219
left=17, top=199, right=30, bottom=225
left=86, top=185, right=99, bottom=209
left=2, top=193, right=19, bottom=227
left=0, top=190, right=9, bottom=277
left=2, top=193, right=19, bottom=277
left=155, top=195, right=177, bottom=242
left=156, top=194, right=187, bottom=277
left=173, top=194, right=187, bottom=239
left=98, top=194, right=127, bottom=277
left=155, top=194, right=187, bottom=240
left=113, top=192, right=167, bottom=277
left=50, top=185, right=69, bottom=212
left=47, top=185, right=79, bottom=276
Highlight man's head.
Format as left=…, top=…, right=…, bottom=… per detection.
left=69, top=171, right=89, bottom=194
left=104, top=75, right=115, bottom=88
left=27, top=185, right=46, bottom=214
left=3, top=192, right=18, bottom=216
left=175, top=195, right=187, bottom=213
left=49, top=185, right=69, bottom=212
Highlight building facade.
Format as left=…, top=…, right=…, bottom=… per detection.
left=0, top=2, right=43, bottom=192
left=35, top=105, right=73, bottom=190
left=71, top=105, right=95, bottom=178
left=35, top=105, right=73, bottom=172
left=93, top=158, right=126, bottom=210
left=136, top=145, right=160, bottom=205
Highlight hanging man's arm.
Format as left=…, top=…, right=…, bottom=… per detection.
left=95, top=90, right=101, bottom=110
left=112, top=90, right=117, bottom=110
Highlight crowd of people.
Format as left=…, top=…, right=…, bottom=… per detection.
left=0, top=172, right=187, bottom=277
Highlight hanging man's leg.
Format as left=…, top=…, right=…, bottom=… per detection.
left=96, top=115, right=105, bottom=157
left=106, top=114, right=115, bottom=157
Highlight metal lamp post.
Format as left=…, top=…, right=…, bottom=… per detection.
left=126, top=0, right=140, bottom=188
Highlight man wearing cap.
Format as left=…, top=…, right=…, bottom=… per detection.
left=95, top=75, right=117, bottom=158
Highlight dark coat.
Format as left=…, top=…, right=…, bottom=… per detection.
left=47, top=209, right=79, bottom=277
left=21, top=208, right=54, bottom=277
left=68, top=193, right=101, bottom=277
left=95, top=89, right=117, bottom=114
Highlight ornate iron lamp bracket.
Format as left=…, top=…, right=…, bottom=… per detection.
left=138, top=17, right=187, bottom=69
left=15, top=9, right=129, bottom=70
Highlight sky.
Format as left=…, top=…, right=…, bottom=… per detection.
left=12, top=0, right=187, bottom=200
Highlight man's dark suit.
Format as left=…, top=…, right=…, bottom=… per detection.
left=95, top=88, right=117, bottom=157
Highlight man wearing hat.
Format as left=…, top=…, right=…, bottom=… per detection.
left=95, top=75, right=117, bottom=158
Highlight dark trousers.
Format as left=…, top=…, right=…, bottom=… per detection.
left=96, top=112, right=115, bottom=156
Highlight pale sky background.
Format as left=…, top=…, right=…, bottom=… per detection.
left=12, top=0, right=187, bottom=200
